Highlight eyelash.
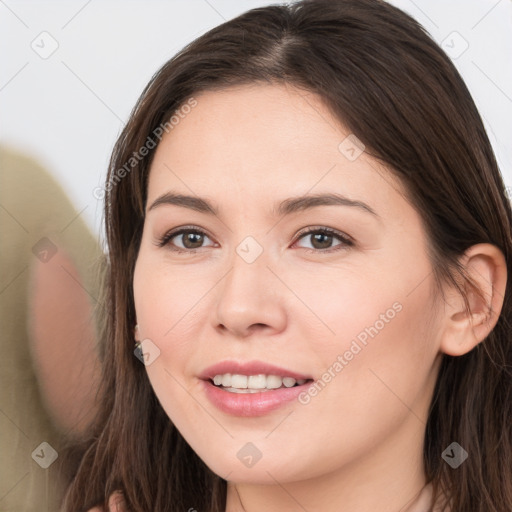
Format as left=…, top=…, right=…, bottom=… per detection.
left=155, top=225, right=354, bottom=255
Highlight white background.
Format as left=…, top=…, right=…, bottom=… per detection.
left=1, top=0, right=511, bottom=240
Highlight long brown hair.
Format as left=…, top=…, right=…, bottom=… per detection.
left=62, top=0, right=512, bottom=510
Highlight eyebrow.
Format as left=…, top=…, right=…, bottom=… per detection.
left=147, top=192, right=378, bottom=217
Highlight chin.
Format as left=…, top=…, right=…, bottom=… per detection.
left=198, top=451, right=309, bottom=485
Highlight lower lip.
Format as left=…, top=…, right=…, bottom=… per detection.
left=202, top=379, right=311, bottom=417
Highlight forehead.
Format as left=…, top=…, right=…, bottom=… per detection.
left=146, top=83, right=406, bottom=220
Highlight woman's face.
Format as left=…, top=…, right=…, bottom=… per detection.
left=133, top=83, right=444, bottom=486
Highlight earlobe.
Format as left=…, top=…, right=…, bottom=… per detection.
left=440, top=243, right=507, bottom=357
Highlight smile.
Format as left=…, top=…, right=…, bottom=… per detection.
left=212, top=373, right=308, bottom=392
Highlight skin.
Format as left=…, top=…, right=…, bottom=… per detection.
left=96, top=83, right=507, bottom=512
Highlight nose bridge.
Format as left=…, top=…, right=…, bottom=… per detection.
left=221, top=235, right=272, bottom=308
left=214, top=234, right=286, bottom=335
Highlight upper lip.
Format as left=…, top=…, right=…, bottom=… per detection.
left=199, top=360, right=313, bottom=381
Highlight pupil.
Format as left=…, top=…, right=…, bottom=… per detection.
left=184, top=233, right=203, bottom=248
left=312, top=233, right=332, bottom=249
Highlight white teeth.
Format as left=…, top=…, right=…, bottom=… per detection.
left=247, top=374, right=267, bottom=389
left=282, top=377, right=296, bottom=388
left=231, top=374, right=248, bottom=389
left=211, top=373, right=307, bottom=391
left=266, top=375, right=283, bottom=389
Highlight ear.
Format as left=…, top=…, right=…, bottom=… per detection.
left=439, top=243, right=507, bottom=356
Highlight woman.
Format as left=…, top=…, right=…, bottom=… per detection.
left=63, top=0, right=512, bottom=510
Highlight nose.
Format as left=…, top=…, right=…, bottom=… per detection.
left=213, top=244, right=287, bottom=338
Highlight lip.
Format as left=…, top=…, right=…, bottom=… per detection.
left=199, top=360, right=314, bottom=417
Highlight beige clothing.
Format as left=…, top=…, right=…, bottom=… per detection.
left=0, top=147, right=103, bottom=511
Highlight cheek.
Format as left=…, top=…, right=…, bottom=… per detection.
left=282, top=259, right=424, bottom=360
left=133, top=255, right=210, bottom=414
left=133, top=252, right=210, bottom=343
left=290, top=252, right=440, bottom=422
left=133, top=269, right=203, bottom=438
left=302, top=273, right=440, bottom=428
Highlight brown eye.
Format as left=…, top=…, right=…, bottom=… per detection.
left=310, top=232, right=334, bottom=249
left=179, top=231, right=205, bottom=249
left=156, top=227, right=215, bottom=252
left=294, top=227, right=354, bottom=253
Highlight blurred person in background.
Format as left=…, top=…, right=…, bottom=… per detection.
left=0, top=145, right=104, bottom=511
